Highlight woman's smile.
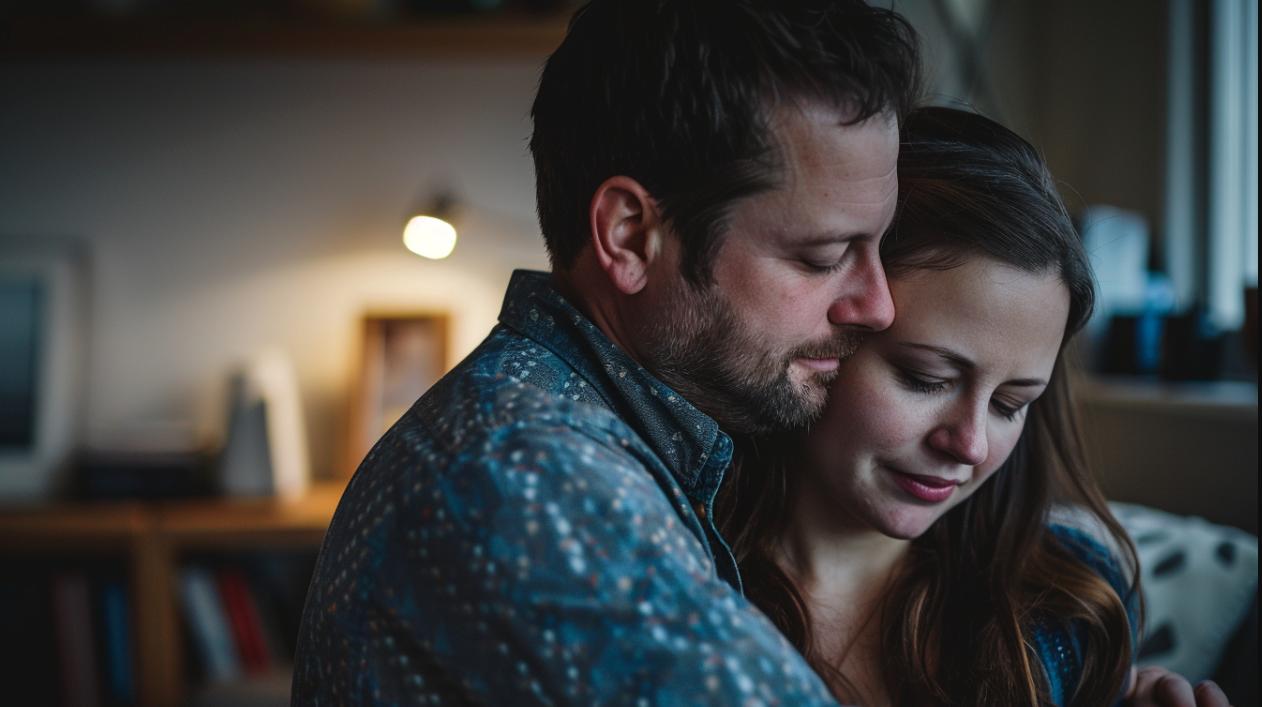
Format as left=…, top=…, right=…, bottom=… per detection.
left=884, top=468, right=963, bottom=503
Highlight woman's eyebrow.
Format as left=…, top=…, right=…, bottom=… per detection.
left=1002, top=378, right=1048, bottom=388
left=898, top=342, right=1048, bottom=388
left=898, top=342, right=974, bottom=370
left=795, top=231, right=871, bottom=247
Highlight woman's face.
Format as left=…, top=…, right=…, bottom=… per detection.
left=799, top=257, right=1070, bottom=540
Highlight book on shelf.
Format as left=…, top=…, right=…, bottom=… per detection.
left=3, top=566, right=136, bottom=707
left=100, top=579, right=136, bottom=707
left=0, top=553, right=313, bottom=699
left=177, top=556, right=315, bottom=683
left=217, top=566, right=271, bottom=674
left=52, top=572, right=103, bottom=707
left=179, top=566, right=242, bottom=682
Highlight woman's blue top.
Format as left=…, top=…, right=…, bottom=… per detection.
left=1037, top=524, right=1140, bottom=707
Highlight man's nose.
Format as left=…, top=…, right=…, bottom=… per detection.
left=826, top=247, right=895, bottom=331
left=928, top=400, right=989, bottom=467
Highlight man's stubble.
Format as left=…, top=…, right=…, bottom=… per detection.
left=641, top=277, right=863, bottom=435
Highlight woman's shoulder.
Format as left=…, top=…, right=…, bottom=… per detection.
left=1046, top=505, right=1136, bottom=596
left=1033, top=508, right=1139, bottom=706
left=1046, top=522, right=1132, bottom=601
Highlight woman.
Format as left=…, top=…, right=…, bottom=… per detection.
left=715, top=107, right=1229, bottom=707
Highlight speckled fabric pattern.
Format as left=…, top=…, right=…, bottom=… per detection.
left=1032, top=524, right=1140, bottom=706
left=291, top=270, right=839, bottom=706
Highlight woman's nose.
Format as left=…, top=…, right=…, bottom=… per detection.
left=928, top=402, right=989, bottom=467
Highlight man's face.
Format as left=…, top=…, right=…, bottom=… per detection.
left=642, top=101, right=900, bottom=434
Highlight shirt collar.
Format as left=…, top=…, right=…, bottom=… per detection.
left=498, top=270, right=730, bottom=493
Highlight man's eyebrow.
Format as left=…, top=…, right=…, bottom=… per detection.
left=898, top=343, right=1048, bottom=387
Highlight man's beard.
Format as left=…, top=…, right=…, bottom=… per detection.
left=640, top=278, right=863, bottom=435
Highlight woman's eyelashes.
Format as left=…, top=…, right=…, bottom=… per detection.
left=896, top=365, right=1031, bottom=422
left=801, top=258, right=845, bottom=274
left=896, top=367, right=948, bottom=394
left=990, top=399, right=1022, bottom=421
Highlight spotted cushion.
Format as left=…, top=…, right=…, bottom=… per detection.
left=1109, top=503, right=1258, bottom=683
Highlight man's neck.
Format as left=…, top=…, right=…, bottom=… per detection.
left=550, top=264, right=648, bottom=370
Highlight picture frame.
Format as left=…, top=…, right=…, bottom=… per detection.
left=342, top=313, right=449, bottom=480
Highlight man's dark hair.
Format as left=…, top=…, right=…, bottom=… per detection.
left=530, top=0, right=922, bottom=283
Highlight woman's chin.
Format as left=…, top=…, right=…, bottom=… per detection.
left=870, top=505, right=943, bottom=540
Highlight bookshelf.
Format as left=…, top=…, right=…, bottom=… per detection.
left=0, top=483, right=344, bottom=707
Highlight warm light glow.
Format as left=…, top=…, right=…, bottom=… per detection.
left=403, top=215, right=457, bottom=259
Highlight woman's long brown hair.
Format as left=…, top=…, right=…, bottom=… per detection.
left=714, top=107, right=1139, bottom=707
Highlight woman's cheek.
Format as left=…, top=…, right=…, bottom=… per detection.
left=854, top=387, right=921, bottom=455
left=974, top=424, right=1024, bottom=484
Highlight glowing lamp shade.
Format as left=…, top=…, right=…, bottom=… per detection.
left=403, top=215, right=457, bottom=259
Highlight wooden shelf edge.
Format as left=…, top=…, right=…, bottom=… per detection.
left=1079, top=377, right=1259, bottom=425
left=0, top=482, right=346, bottom=549
left=1, top=17, right=569, bottom=59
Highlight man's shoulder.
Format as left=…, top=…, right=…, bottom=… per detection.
left=410, top=375, right=644, bottom=464
left=368, top=325, right=647, bottom=473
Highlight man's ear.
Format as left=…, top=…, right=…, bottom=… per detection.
left=589, top=176, right=665, bottom=295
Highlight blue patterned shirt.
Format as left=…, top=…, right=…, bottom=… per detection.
left=292, top=269, right=839, bottom=706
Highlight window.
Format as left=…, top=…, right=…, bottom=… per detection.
left=1167, top=0, right=1259, bottom=331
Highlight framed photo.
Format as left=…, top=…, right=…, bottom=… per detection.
left=343, top=313, right=448, bottom=480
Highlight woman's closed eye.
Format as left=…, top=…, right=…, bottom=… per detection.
left=990, top=399, right=1022, bottom=421
left=800, top=258, right=845, bottom=274
left=898, top=366, right=1034, bottom=422
left=897, top=367, right=949, bottom=394
left=990, top=394, right=1035, bottom=421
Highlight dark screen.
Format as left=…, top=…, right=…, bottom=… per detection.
left=0, top=279, right=40, bottom=449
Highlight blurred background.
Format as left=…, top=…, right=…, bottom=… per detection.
left=0, top=0, right=1256, bottom=705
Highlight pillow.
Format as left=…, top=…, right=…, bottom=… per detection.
left=1108, top=503, right=1258, bottom=683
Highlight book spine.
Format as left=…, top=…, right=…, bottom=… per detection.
left=236, top=572, right=276, bottom=671
left=99, top=580, right=135, bottom=706
left=244, top=566, right=288, bottom=666
left=179, top=566, right=241, bottom=682
left=217, top=568, right=267, bottom=673
left=51, top=573, right=103, bottom=707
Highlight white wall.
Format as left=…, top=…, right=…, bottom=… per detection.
left=0, top=59, right=550, bottom=479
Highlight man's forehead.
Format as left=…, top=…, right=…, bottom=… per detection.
left=767, top=102, right=900, bottom=190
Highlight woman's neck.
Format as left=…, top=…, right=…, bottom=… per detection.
left=776, top=473, right=911, bottom=706
left=779, top=474, right=910, bottom=606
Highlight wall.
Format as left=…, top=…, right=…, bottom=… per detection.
left=0, top=59, right=550, bottom=480
left=885, top=0, right=1170, bottom=232
left=1023, top=0, right=1170, bottom=230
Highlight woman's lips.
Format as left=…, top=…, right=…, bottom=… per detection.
left=888, top=469, right=962, bottom=503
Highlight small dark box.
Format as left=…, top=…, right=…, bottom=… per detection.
left=72, top=451, right=216, bottom=501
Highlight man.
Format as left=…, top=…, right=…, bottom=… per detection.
left=293, top=1, right=920, bottom=704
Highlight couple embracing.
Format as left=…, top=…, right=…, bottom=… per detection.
left=292, top=2, right=1230, bottom=706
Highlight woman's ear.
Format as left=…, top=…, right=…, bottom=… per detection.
left=589, top=176, right=665, bottom=295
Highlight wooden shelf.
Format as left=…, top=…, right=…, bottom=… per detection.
left=0, top=482, right=346, bottom=707
left=0, top=501, right=149, bottom=552
left=1, top=16, right=569, bottom=58
left=1080, top=377, right=1259, bottom=425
